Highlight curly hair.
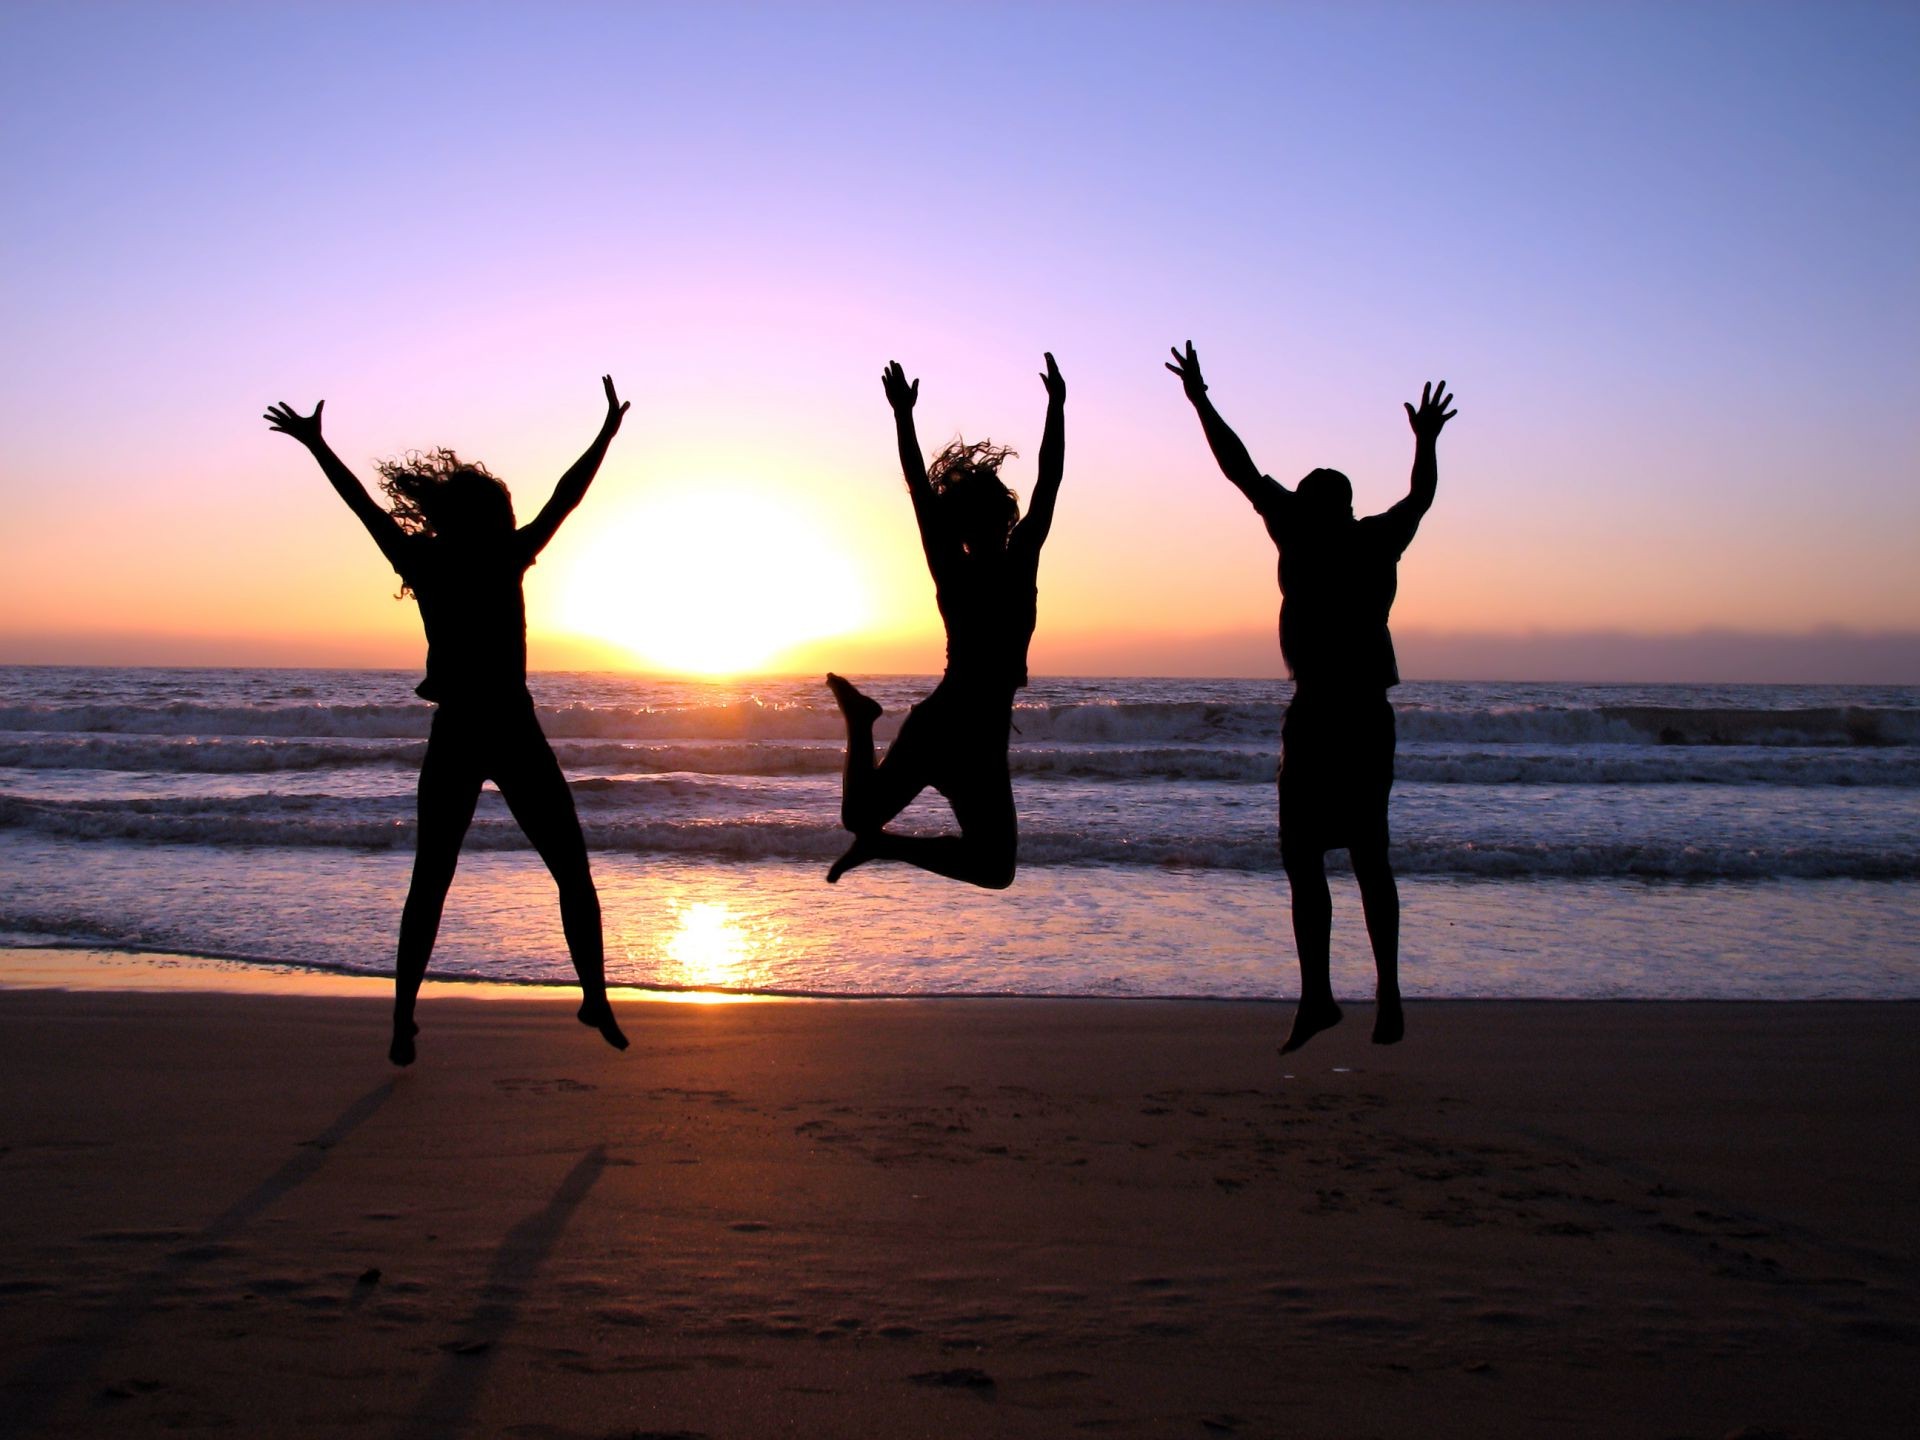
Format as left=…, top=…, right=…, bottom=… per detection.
left=374, top=448, right=513, bottom=537
left=926, top=438, right=1020, bottom=553
left=369, top=449, right=516, bottom=598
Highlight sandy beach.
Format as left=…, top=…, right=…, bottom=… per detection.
left=1, top=962, right=1915, bottom=1438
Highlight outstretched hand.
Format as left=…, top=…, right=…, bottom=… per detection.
left=263, top=400, right=324, bottom=447
left=1039, top=351, right=1066, bottom=405
left=881, top=360, right=919, bottom=415
left=600, top=374, right=630, bottom=434
left=1404, top=381, right=1457, bottom=443
left=1165, top=341, right=1207, bottom=404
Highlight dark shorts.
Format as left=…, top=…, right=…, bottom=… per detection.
left=891, top=678, right=1013, bottom=796
left=1279, top=692, right=1395, bottom=857
left=423, top=694, right=557, bottom=787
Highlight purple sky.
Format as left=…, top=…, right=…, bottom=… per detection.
left=2, top=2, right=1915, bottom=680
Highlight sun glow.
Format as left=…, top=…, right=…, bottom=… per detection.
left=660, top=900, right=772, bottom=994
left=553, top=482, right=870, bottom=676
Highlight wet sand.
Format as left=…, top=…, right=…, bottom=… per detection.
left=0, top=966, right=1914, bottom=1438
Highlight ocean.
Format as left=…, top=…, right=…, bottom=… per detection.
left=2, top=665, right=1916, bottom=1000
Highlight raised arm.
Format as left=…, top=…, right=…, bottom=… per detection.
left=882, top=360, right=958, bottom=580
left=520, top=375, right=630, bottom=559
left=1166, top=341, right=1288, bottom=514
left=1011, top=352, right=1066, bottom=562
left=264, top=399, right=410, bottom=568
left=1378, top=379, right=1456, bottom=546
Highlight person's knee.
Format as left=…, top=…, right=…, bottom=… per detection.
left=404, top=858, right=460, bottom=901
left=551, top=862, right=598, bottom=905
left=978, top=854, right=1017, bottom=891
left=1281, top=846, right=1325, bottom=881
left=1350, top=846, right=1395, bottom=884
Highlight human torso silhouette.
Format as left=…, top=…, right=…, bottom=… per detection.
left=934, top=549, right=1038, bottom=694
left=1261, top=497, right=1418, bottom=693
left=396, top=533, right=534, bottom=704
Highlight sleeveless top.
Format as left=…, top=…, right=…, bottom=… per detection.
left=935, top=553, right=1037, bottom=693
left=392, top=532, right=534, bottom=705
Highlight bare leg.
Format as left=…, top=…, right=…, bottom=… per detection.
left=866, top=760, right=1018, bottom=889
left=849, top=828, right=1016, bottom=890
left=828, top=683, right=1018, bottom=890
left=394, top=731, right=483, bottom=1066
left=1280, top=847, right=1342, bottom=1053
left=1351, top=844, right=1403, bottom=1045
left=826, top=675, right=930, bottom=883
left=496, top=720, right=627, bottom=1053
left=827, top=673, right=884, bottom=831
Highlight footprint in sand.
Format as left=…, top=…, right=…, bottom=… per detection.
left=909, top=1367, right=995, bottom=1392
left=493, top=1076, right=596, bottom=1095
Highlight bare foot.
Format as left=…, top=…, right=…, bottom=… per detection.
left=826, top=834, right=880, bottom=883
left=826, top=673, right=882, bottom=727
left=1372, top=989, right=1404, bottom=1046
left=1279, top=997, right=1343, bottom=1054
left=389, top=1020, right=419, bottom=1068
left=578, top=996, right=630, bottom=1052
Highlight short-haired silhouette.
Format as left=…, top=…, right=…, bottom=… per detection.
left=824, top=355, right=1067, bottom=888
left=1168, top=342, right=1455, bottom=1053
left=265, top=380, right=633, bottom=1065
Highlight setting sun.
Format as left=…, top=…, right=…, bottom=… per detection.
left=554, top=482, right=870, bottom=675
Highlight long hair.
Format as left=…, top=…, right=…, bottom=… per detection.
left=375, top=448, right=515, bottom=537
left=373, top=449, right=515, bottom=598
left=927, top=438, right=1019, bottom=554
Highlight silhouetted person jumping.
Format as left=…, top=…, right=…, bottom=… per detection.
left=265, top=378, right=633, bottom=1065
left=825, top=355, right=1067, bottom=888
left=1168, top=342, right=1455, bottom=1053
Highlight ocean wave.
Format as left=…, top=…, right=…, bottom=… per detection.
left=1026, top=699, right=1920, bottom=749
left=6, top=729, right=1916, bottom=789
left=4, top=793, right=1912, bottom=880
left=0, top=701, right=433, bottom=739
left=1018, top=832, right=1920, bottom=880
left=4, top=696, right=1915, bottom=749
left=0, top=736, right=429, bottom=773
left=1392, top=748, right=1920, bottom=787
left=1394, top=703, right=1920, bottom=747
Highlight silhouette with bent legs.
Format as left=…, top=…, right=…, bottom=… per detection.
left=825, top=355, right=1067, bottom=888
left=1168, top=342, right=1455, bottom=1053
left=265, top=379, right=633, bottom=1065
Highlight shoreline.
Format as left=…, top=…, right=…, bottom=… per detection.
left=6, top=944, right=1917, bottom=1006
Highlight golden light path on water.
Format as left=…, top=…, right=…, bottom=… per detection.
left=656, top=898, right=778, bottom=998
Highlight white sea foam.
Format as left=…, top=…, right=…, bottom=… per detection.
left=5, top=695, right=1915, bottom=748
left=3, top=675, right=1920, bottom=902
left=5, top=668, right=1919, bottom=995
left=5, top=788, right=1914, bottom=879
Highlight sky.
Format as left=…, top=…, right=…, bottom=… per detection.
left=1, top=1, right=1916, bottom=681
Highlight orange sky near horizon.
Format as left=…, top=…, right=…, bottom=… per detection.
left=4, top=365, right=1913, bottom=681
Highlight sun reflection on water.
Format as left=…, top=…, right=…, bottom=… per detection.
left=658, top=898, right=774, bottom=998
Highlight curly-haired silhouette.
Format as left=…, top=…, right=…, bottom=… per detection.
left=825, top=355, right=1067, bottom=888
left=1169, top=343, right=1456, bottom=1054
left=265, top=379, right=633, bottom=1065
